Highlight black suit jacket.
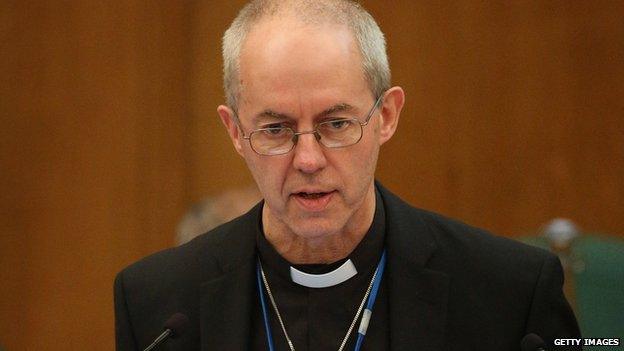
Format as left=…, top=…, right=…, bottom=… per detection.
left=115, top=184, right=580, bottom=350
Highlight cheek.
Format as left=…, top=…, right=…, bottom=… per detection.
left=354, top=131, right=381, bottom=168
left=243, top=153, right=290, bottom=199
left=333, top=142, right=379, bottom=192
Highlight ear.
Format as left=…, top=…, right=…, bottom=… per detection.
left=377, top=86, right=405, bottom=145
left=217, top=105, right=245, bottom=156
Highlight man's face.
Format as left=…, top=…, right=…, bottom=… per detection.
left=220, top=18, right=399, bottom=241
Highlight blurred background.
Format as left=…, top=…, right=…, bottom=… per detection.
left=1, top=1, right=623, bottom=350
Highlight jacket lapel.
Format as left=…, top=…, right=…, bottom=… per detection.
left=379, top=183, right=450, bottom=351
left=199, top=261, right=255, bottom=350
left=197, top=203, right=260, bottom=350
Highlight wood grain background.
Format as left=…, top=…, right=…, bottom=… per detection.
left=1, top=1, right=622, bottom=349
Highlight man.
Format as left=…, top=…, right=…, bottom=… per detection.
left=114, top=1, right=581, bottom=350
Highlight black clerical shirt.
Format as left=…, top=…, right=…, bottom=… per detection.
left=252, top=190, right=389, bottom=351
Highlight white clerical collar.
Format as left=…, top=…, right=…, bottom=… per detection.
left=289, top=259, right=358, bottom=288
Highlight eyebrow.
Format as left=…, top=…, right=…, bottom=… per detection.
left=321, top=103, right=354, bottom=116
left=252, top=103, right=356, bottom=123
left=253, top=110, right=289, bottom=122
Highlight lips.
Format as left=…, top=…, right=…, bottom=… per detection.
left=296, top=192, right=328, bottom=199
left=292, top=190, right=336, bottom=211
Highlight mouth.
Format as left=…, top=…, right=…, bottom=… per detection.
left=296, top=192, right=329, bottom=199
left=292, top=190, right=336, bottom=211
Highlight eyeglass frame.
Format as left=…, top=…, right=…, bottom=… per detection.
left=233, top=93, right=385, bottom=156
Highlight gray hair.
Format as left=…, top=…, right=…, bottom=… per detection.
left=222, top=0, right=391, bottom=110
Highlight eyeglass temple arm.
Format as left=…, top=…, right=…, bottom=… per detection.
left=361, top=94, right=385, bottom=126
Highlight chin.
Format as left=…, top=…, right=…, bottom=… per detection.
left=287, top=217, right=345, bottom=239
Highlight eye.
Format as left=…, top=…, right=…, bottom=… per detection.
left=261, top=122, right=287, bottom=129
left=325, top=119, right=351, bottom=130
left=260, top=127, right=289, bottom=137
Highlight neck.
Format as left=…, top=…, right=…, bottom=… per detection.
left=265, top=229, right=365, bottom=264
left=262, top=186, right=376, bottom=264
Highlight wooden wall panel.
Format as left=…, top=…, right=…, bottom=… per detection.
left=363, top=1, right=624, bottom=236
left=188, top=0, right=255, bottom=203
left=1, top=1, right=622, bottom=350
left=1, top=1, right=192, bottom=349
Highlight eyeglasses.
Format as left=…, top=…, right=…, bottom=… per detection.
left=236, top=95, right=384, bottom=156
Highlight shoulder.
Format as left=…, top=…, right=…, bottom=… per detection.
left=114, top=205, right=259, bottom=346
left=419, top=207, right=552, bottom=275
left=115, top=203, right=259, bottom=296
left=379, top=182, right=555, bottom=282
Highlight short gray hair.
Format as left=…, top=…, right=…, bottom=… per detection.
left=222, top=0, right=391, bottom=110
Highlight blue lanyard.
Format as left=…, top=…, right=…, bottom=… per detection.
left=256, top=250, right=387, bottom=351
left=257, top=260, right=276, bottom=350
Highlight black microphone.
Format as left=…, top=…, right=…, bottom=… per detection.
left=521, top=333, right=547, bottom=351
left=143, top=313, right=190, bottom=351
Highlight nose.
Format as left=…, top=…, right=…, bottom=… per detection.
left=292, top=132, right=327, bottom=174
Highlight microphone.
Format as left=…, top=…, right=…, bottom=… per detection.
left=143, top=313, right=190, bottom=351
left=521, top=333, right=547, bottom=351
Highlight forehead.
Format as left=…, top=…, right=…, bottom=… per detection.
left=237, top=17, right=370, bottom=117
